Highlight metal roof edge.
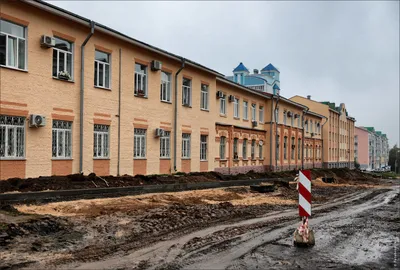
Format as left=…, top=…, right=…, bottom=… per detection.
left=306, top=111, right=326, bottom=119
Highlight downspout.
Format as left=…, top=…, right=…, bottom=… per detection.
left=173, top=58, right=185, bottom=172
left=301, top=108, right=309, bottom=170
left=269, top=98, right=274, bottom=171
left=79, top=21, right=95, bottom=173
left=117, top=48, right=122, bottom=176
left=273, top=95, right=280, bottom=171
left=321, top=116, right=328, bottom=168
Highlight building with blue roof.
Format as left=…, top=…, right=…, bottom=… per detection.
left=226, top=62, right=281, bottom=95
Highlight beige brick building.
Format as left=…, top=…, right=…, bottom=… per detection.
left=1, top=1, right=327, bottom=180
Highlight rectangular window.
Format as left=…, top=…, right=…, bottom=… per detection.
left=182, top=133, right=191, bottom=158
left=298, top=116, right=301, bottom=128
left=291, top=116, right=294, bottom=127
left=242, top=139, right=247, bottom=159
left=220, top=136, right=226, bottom=159
left=233, top=138, right=238, bottom=159
left=200, top=135, right=207, bottom=161
left=182, top=78, right=192, bottom=106
left=298, top=139, right=301, bottom=159
left=0, top=20, right=26, bottom=70
left=276, top=135, right=280, bottom=160
left=134, top=128, right=146, bottom=158
left=233, top=97, right=239, bottom=118
left=243, top=101, right=248, bottom=120
left=52, top=120, right=72, bottom=158
left=0, top=115, right=25, bottom=158
left=134, top=63, right=147, bottom=96
left=220, top=93, right=226, bottom=115
left=251, top=104, right=256, bottom=121
left=93, top=124, right=109, bottom=158
left=94, top=50, right=110, bottom=88
left=283, top=112, right=287, bottom=125
left=251, top=139, right=256, bottom=160
left=160, top=71, right=171, bottom=102
left=311, top=121, right=314, bottom=133
left=275, top=108, right=279, bottom=124
left=259, top=141, right=263, bottom=159
left=259, top=106, right=264, bottom=123
left=53, top=37, right=73, bottom=80
left=200, top=84, right=209, bottom=110
left=291, top=137, right=295, bottom=160
left=284, top=136, right=288, bottom=160
left=160, top=131, right=171, bottom=158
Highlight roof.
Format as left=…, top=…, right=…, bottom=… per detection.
left=243, top=76, right=266, bottom=85
left=306, top=111, right=326, bottom=119
left=261, top=63, right=279, bottom=72
left=364, top=127, right=375, bottom=132
left=27, top=0, right=224, bottom=77
left=273, top=84, right=280, bottom=90
left=233, top=62, right=249, bottom=73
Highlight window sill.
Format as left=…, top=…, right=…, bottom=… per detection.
left=0, top=158, right=26, bottom=161
left=234, top=117, right=240, bottom=120
left=94, top=85, right=111, bottom=91
left=182, top=158, right=191, bottom=160
left=242, top=159, right=248, bottom=161
left=259, top=159, right=265, bottom=161
left=135, top=94, right=148, bottom=99
left=0, top=65, right=28, bottom=73
left=161, top=100, right=172, bottom=104
left=53, top=77, right=75, bottom=83
left=201, top=108, right=209, bottom=112
left=52, top=158, right=73, bottom=161
left=182, top=104, right=192, bottom=108
left=243, top=119, right=249, bottom=122
left=93, top=157, right=110, bottom=160
left=134, top=157, right=147, bottom=160
left=219, top=159, right=228, bottom=161
left=200, top=160, right=208, bottom=162
left=160, top=157, right=171, bottom=160
left=219, top=114, right=227, bottom=118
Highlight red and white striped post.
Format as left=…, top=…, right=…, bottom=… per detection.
left=298, top=170, right=311, bottom=217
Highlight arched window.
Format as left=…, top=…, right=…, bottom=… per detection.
left=259, top=141, right=263, bottom=159
left=233, top=138, right=238, bottom=160
left=219, top=136, right=226, bottom=159
left=298, top=138, right=302, bottom=159
left=276, top=135, right=280, bottom=160
left=291, top=137, right=295, bottom=160
left=284, top=136, right=288, bottom=160
left=242, top=138, right=248, bottom=160
left=251, top=139, right=256, bottom=160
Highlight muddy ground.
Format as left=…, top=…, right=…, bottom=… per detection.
left=0, top=177, right=398, bottom=269
left=0, top=168, right=381, bottom=193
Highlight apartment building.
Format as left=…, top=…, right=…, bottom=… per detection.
left=363, top=127, right=389, bottom=170
left=355, top=126, right=369, bottom=169
left=0, top=0, right=325, bottom=180
left=290, top=96, right=356, bottom=169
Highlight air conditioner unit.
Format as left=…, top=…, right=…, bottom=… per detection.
left=252, top=120, right=258, bottom=127
left=151, top=60, right=162, bottom=71
left=228, top=95, right=235, bottom=102
left=29, top=114, right=46, bottom=127
left=216, top=91, right=224, bottom=98
left=40, top=35, right=55, bottom=48
left=155, top=128, right=164, bottom=137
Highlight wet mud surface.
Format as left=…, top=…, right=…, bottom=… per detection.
left=0, top=178, right=398, bottom=270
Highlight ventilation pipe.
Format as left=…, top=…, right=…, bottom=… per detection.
left=79, top=21, right=95, bottom=173
left=173, top=58, right=185, bottom=172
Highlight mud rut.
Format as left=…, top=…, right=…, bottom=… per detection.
left=55, top=187, right=399, bottom=270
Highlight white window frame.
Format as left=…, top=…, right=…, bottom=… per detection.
left=134, top=128, right=146, bottom=158
left=259, top=141, right=263, bottom=159
left=259, top=106, right=264, bottom=123
left=200, top=135, right=207, bottom=161
left=0, top=115, right=25, bottom=159
left=182, top=133, right=191, bottom=158
left=94, top=50, right=110, bottom=88
left=251, top=103, right=256, bottom=121
left=291, top=115, right=294, bottom=127
left=182, top=78, right=192, bottom=106
left=0, top=20, right=27, bottom=70
left=200, top=84, right=209, bottom=110
left=93, top=124, right=110, bottom=159
left=134, top=63, right=147, bottom=96
left=243, top=101, right=248, bottom=120
left=276, top=135, right=280, bottom=160
left=220, top=136, right=226, bottom=159
left=242, top=139, right=248, bottom=159
left=283, top=112, right=287, bottom=125
left=160, top=71, right=171, bottom=102
left=220, top=94, right=226, bottom=115
left=275, top=108, right=279, bottom=124
left=291, top=137, right=295, bottom=160
left=53, top=37, right=74, bottom=80
left=298, top=138, right=302, bottom=159
left=233, top=97, right=239, bottom=118
left=233, top=138, right=239, bottom=159
left=52, top=120, right=72, bottom=159
left=160, top=131, right=171, bottom=158
left=284, top=136, right=288, bottom=160
left=251, top=139, right=256, bottom=160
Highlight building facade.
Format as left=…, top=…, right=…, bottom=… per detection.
left=290, top=96, right=356, bottom=169
left=0, top=0, right=325, bottom=180
left=363, top=127, right=389, bottom=171
left=354, top=126, right=369, bottom=169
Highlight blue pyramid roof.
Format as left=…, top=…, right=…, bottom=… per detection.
left=273, top=84, right=280, bottom=90
left=233, top=62, right=249, bottom=72
left=261, top=63, right=279, bottom=72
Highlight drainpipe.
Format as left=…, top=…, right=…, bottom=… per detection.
left=301, top=108, right=309, bottom=170
left=173, top=58, right=185, bottom=172
left=269, top=98, right=274, bottom=171
left=117, top=48, right=122, bottom=176
left=273, top=94, right=280, bottom=171
left=321, top=116, right=328, bottom=168
left=79, top=21, right=95, bottom=173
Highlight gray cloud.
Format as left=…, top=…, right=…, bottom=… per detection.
left=49, top=1, right=400, bottom=146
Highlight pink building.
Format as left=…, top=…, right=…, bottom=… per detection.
left=355, top=127, right=369, bottom=169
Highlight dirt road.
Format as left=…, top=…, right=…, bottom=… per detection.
left=1, top=179, right=399, bottom=269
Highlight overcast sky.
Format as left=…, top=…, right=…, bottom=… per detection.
left=49, top=1, right=399, bottom=147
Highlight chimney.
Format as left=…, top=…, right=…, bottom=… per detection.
left=253, top=69, right=259, bottom=74
left=307, top=95, right=311, bottom=100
